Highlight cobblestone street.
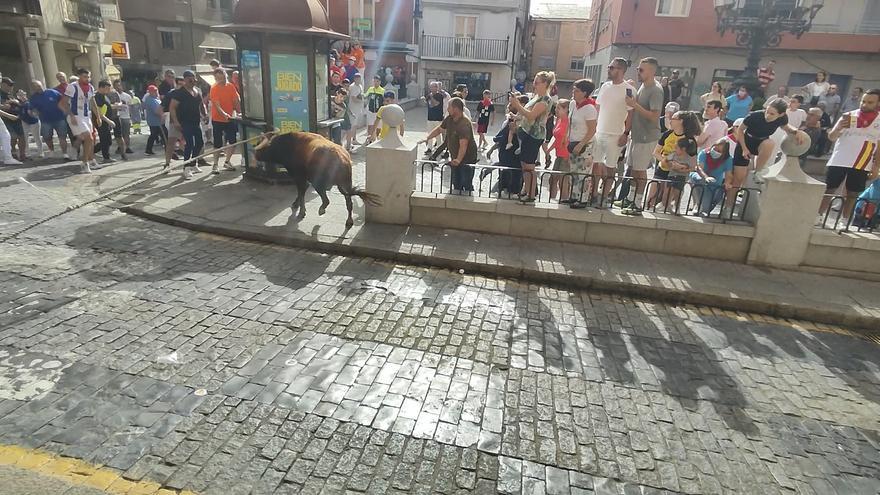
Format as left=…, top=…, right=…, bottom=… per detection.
left=0, top=146, right=879, bottom=494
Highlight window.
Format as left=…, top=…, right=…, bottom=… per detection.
left=158, top=28, right=180, bottom=50
left=349, top=0, right=375, bottom=40
left=570, top=57, right=585, bottom=72
left=538, top=55, right=554, bottom=70
left=217, top=49, right=235, bottom=65
left=99, top=4, right=118, bottom=20
left=573, top=23, right=588, bottom=41
left=655, top=0, right=690, bottom=17
left=543, top=23, right=559, bottom=40
left=584, top=64, right=601, bottom=83
left=455, top=15, right=477, bottom=39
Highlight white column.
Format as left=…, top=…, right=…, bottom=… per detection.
left=40, top=40, right=59, bottom=82
left=365, top=105, right=416, bottom=224
left=25, top=37, right=45, bottom=85
left=87, top=45, right=103, bottom=79
left=747, top=135, right=826, bottom=268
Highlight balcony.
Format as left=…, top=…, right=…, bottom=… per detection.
left=421, top=34, right=509, bottom=63
left=62, top=0, right=104, bottom=31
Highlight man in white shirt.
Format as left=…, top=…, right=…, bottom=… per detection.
left=786, top=95, right=807, bottom=130
left=112, top=80, right=133, bottom=154
left=593, top=57, right=634, bottom=200
left=698, top=100, right=728, bottom=148
left=347, top=73, right=364, bottom=147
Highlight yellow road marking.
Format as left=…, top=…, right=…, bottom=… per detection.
left=0, top=444, right=198, bottom=495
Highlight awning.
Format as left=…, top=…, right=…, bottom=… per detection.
left=199, top=31, right=236, bottom=50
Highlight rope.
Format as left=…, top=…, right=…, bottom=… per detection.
left=0, top=131, right=272, bottom=244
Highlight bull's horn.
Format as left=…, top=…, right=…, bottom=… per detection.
left=254, top=135, right=271, bottom=151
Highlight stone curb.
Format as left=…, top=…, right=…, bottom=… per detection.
left=121, top=205, right=880, bottom=333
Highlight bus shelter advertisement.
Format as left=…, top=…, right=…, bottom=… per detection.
left=270, top=53, right=310, bottom=133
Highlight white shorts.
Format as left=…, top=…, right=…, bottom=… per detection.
left=67, top=115, right=93, bottom=137
left=593, top=134, right=625, bottom=170
left=366, top=111, right=378, bottom=126
left=625, top=141, right=656, bottom=171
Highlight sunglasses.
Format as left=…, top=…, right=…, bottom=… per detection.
left=607, top=65, right=622, bottom=70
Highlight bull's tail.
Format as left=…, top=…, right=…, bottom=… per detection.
left=346, top=187, right=383, bottom=207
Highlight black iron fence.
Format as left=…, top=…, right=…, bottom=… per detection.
left=421, top=35, right=509, bottom=62
left=413, top=160, right=759, bottom=223
left=816, top=195, right=880, bottom=233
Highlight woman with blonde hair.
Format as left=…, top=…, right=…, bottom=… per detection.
left=700, top=81, right=728, bottom=111
left=509, top=70, right=555, bottom=203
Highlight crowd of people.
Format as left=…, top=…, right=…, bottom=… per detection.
left=0, top=59, right=243, bottom=180
left=411, top=58, right=879, bottom=225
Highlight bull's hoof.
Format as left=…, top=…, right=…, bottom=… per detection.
left=297, top=211, right=307, bottom=220
left=345, top=219, right=354, bottom=229
left=319, top=206, right=327, bottom=216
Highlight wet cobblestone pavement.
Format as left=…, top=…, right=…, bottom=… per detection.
left=1, top=157, right=879, bottom=494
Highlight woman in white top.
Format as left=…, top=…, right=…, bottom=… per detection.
left=566, top=78, right=598, bottom=207
left=803, top=71, right=831, bottom=106
left=700, top=81, right=728, bottom=112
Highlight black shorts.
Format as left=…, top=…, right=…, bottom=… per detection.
left=212, top=120, right=238, bottom=148
left=732, top=135, right=765, bottom=167
left=825, top=167, right=868, bottom=193
left=517, top=129, right=543, bottom=164
left=653, top=168, right=670, bottom=180
left=669, top=175, right=686, bottom=191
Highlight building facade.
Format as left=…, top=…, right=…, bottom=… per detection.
left=323, top=0, right=420, bottom=98
left=1, top=0, right=124, bottom=87
left=585, top=0, right=880, bottom=109
left=117, top=0, right=234, bottom=90
left=418, top=0, right=530, bottom=100
left=528, top=2, right=588, bottom=96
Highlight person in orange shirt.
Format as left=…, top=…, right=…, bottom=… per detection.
left=351, top=41, right=366, bottom=71
left=209, top=67, right=241, bottom=174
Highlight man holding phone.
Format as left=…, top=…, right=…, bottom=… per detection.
left=619, top=57, right=664, bottom=213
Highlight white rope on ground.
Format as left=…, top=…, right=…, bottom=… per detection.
left=0, top=132, right=273, bottom=244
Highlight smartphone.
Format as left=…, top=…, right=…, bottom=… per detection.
left=626, top=88, right=633, bottom=98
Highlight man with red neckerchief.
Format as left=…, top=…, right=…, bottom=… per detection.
left=817, top=88, right=880, bottom=225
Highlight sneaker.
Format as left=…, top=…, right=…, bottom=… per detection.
left=621, top=206, right=643, bottom=216
left=90, top=159, right=101, bottom=170
left=125, top=148, right=134, bottom=154
left=197, top=158, right=209, bottom=167
left=192, top=165, right=203, bottom=174
left=211, top=165, right=220, bottom=175
left=183, top=167, right=194, bottom=180
left=172, top=153, right=182, bottom=160
left=80, top=162, right=92, bottom=174
left=145, top=150, right=155, bottom=155
left=223, top=161, right=235, bottom=171
left=101, top=157, right=115, bottom=164
left=162, top=164, right=170, bottom=174
left=569, top=201, right=587, bottom=209
left=1, top=158, right=23, bottom=166
left=62, top=153, right=71, bottom=161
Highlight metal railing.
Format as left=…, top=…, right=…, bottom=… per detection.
left=62, top=0, right=104, bottom=29
left=816, top=195, right=879, bottom=233
left=421, top=35, right=509, bottom=62
left=414, top=160, right=759, bottom=223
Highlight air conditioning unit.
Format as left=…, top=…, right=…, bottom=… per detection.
left=24, top=27, right=41, bottom=39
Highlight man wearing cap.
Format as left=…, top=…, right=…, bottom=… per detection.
left=143, top=85, right=165, bottom=156
left=668, top=69, right=686, bottom=104
left=169, top=70, right=208, bottom=179
left=343, top=56, right=359, bottom=83
left=372, top=91, right=404, bottom=141
left=162, top=77, right=185, bottom=168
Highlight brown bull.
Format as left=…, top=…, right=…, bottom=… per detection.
left=253, top=132, right=381, bottom=228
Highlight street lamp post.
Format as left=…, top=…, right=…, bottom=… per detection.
left=714, top=0, right=824, bottom=92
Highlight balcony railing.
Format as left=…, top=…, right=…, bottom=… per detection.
left=421, top=34, right=509, bottom=62
left=62, top=0, right=104, bottom=30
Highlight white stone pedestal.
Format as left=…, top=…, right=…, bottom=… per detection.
left=747, top=154, right=825, bottom=267
left=365, top=137, right=417, bottom=225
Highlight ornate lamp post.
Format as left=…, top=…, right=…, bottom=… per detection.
left=714, top=0, right=824, bottom=91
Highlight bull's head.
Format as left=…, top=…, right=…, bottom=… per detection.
left=253, top=131, right=277, bottom=162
